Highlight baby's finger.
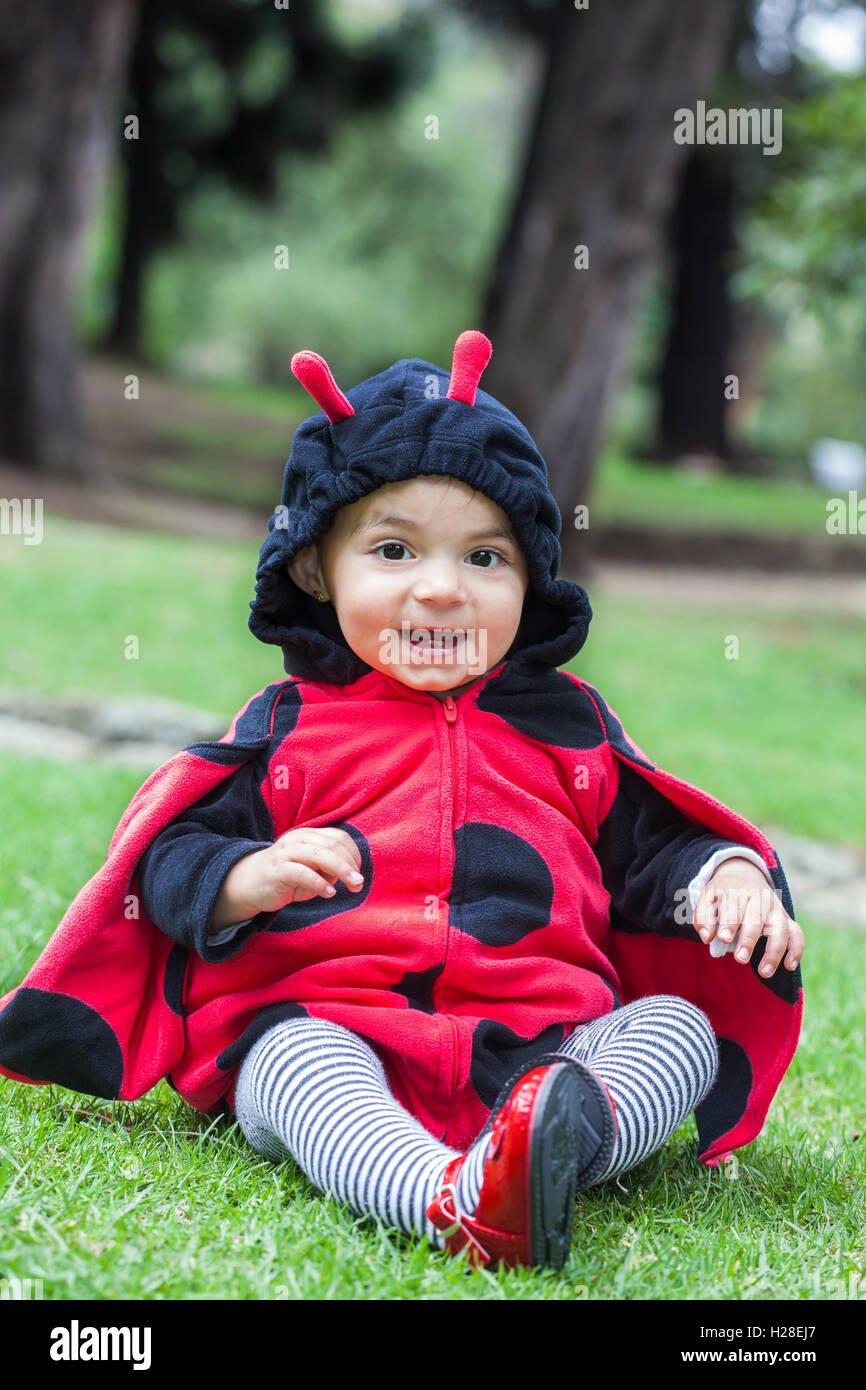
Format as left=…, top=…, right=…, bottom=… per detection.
left=304, top=827, right=363, bottom=872
left=333, top=829, right=362, bottom=870
left=285, top=844, right=364, bottom=892
left=758, top=905, right=795, bottom=977
left=693, top=887, right=719, bottom=942
left=277, top=861, right=339, bottom=900
left=716, top=886, right=745, bottom=946
left=784, top=919, right=805, bottom=971
left=732, top=892, right=766, bottom=964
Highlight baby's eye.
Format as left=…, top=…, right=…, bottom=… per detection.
left=468, top=549, right=505, bottom=568
left=371, top=543, right=507, bottom=567
left=373, top=542, right=411, bottom=561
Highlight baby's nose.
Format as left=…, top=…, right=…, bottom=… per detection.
left=414, top=572, right=466, bottom=602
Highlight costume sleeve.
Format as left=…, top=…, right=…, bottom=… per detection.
left=593, top=758, right=760, bottom=935
left=136, top=748, right=277, bottom=963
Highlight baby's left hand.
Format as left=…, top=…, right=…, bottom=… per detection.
left=693, top=857, right=804, bottom=977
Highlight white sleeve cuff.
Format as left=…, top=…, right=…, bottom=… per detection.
left=207, top=917, right=256, bottom=947
left=686, top=845, right=774, bottom=913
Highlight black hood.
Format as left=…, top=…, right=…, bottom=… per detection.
left=249, top=344, right=592, bottom=686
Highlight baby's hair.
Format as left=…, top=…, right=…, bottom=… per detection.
left=427, top=473, right=479, bottom=504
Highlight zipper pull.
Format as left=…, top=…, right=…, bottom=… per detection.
left=443, top=695, right=457, bottom=723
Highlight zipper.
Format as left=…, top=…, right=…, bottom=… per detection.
left=448, top=1017, right=460, bottom=1095
left=441, top=694, right=460, bottom=1095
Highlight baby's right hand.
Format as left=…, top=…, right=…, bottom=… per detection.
left=218, top=826, right=364, bottom=923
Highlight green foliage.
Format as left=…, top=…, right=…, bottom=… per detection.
left=729, top=71, right=866, bottom=454
left=738, top=74, right=866, bottom=322
left=81, top=16, right=527, bottom=384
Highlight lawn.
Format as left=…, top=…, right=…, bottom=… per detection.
left=0, top=513, right=863, bottom=1301
left=590, top=449, right=862, bottom=539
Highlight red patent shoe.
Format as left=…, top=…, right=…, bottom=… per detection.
left=426, top=1060, right=581, bottom=1271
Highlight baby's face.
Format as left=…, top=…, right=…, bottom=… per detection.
left=289, top=476, right=530, bottom=695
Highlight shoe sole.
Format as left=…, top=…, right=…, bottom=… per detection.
left=527, top=1064, right=581, bottom=1271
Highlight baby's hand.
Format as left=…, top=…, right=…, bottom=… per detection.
left=693, top=857, right=804, bottom=978
left=213, top=827, right=364, bottom=928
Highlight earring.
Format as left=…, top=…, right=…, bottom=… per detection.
left=313, top=589, right=329, bottom=603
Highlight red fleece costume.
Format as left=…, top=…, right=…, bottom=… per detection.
left=0, top=666, right=801, bottom=1160
left=0, top=333, right=802, bottom=1163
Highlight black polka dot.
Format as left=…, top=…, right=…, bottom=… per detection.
left=470, top=1019, right=565, bottom=1109
left=450, top=823, right=553, bottom=946
left=476, top=667, right=608, bottom=748
left=0, top=987, right=123, bottom=1098
left=216, top=1001, right=309, bottom=1072
left=694, top=1036, right=752, bottom=1154
left=390, top=964, right=444, bottom=1014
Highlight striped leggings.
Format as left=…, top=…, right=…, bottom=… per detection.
left=233, top=995, right=718, bottom=1244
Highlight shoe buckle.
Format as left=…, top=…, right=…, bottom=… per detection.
left=436, top=1184, right=491, bottom=1266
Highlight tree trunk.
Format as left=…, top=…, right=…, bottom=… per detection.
left=651, top=148, right=737, bottom=465
left=101, top=0, right=157, bottom=359
left=0, top=0, right=137, bottom=475
left=480, top=0, right=744, bottom=575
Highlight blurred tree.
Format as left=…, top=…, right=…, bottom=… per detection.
left=458, top=0, right=746, bottom=572
left=104, top=0, right=430, bottom=359
left=653, top=145, right=739, bottom=466
left=648, top=1, right=833, bottom=472
left=0, top=0, right=137, bottom=475
left=739, top=72, right=866, bottom=336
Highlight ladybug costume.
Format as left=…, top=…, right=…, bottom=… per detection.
left=0, top=332, right=802, bottom=1176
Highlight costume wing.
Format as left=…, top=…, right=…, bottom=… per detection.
left=571, top=676, right=803, bottom=1167
left=0, top=682, right=297, bottom=1101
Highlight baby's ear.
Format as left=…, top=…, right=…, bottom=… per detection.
left=286, top=546, right=319, bottom=593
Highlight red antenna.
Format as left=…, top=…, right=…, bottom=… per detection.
left=446, top=330, right=492, bottom=405
left=291, top=350, right=355, bottom=423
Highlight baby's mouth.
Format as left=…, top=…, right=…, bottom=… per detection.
left=386, top=622, right=487, bottom=673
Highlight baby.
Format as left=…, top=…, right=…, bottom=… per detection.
left=0, top=332, right=804, bottom=1272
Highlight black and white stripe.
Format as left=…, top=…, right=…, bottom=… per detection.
left=558, top=994, right=718, bottom=1180
left=233, top=996, right=719, bottom=1238
left=233, top=1017, right=485, bottom=1244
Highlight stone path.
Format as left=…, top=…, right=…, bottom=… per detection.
left=0, top=691, right=862, bottom=932
left=591, top=560, right=866, bottom=615
left=757, top=825, right=866, bottom=931
left=0, top=692, right=225, bottom=771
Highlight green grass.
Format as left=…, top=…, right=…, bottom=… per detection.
left=143, top=457, right=280, bottom=512
left=572, top=586, right=865, bottom=847
left=1, top=900, right=861, bottom=1300
left=0, top=515, right=280, bottom=712
left=0, top=514, right=863, bottom=1299
left=591, top=449, right=866, bottom=542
